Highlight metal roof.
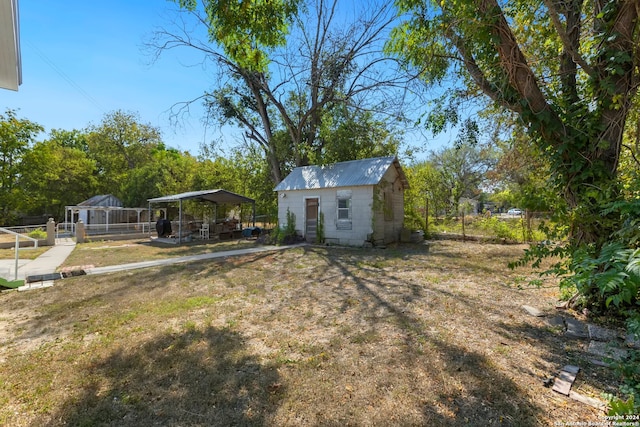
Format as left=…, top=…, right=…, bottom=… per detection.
left=148, top=189, right=254, bottom=205
left=77, top=194, right=122, bottom=207
left=274, top=156, right=409, bottom=191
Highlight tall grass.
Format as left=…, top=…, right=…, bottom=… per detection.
left=428, top=215, right=547, bottom=242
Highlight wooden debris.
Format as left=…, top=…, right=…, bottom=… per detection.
left=568, top=391, right=607, bottom=411
left=522, top=305, right=545, bottom=317
left=552, top=365, right=579, bottom=396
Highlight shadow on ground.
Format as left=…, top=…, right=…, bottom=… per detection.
left=293, top=243, right=607, bottom=425
left=40, top=326, right=281, bottom=426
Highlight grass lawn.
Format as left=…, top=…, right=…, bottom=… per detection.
left=0, top=240, right=622, bottom=426
left=58, top=238, right=261, bottom=269
left=0, top=246, right=49, bottom=261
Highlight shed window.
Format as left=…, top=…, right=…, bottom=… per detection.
left=336, top=190, right=352, bottom=230
left=338, top=198, right=351, bottom=220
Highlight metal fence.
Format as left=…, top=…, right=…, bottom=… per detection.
left=0, top=224, right=47, bottom=244
left=56, top=221, right=151, bottom=238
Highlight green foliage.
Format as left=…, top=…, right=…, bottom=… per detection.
left=404, top=161, right=446, bottom=233
left=0, top=109, right=44, bottom=224
left=19, top=138, right=97, bottom=220
left=85, top=110, right=164, bottom=202
left=562, top=243, right=640, bottom=311
left=316, top=212, right=325, bottom=244
left=476, top=217, right=521, bottom=241
left=284, top=208, right=296, bottom=237
left=549, top=200, right=640, bottom=313
left=316, top=109, right=401, bottom=166
left=176, top=0, right=299, bottom=72
left=514, top=200, right=640, bottom=302
left=606, top=349, right=640, bottom=415
left=162, top=1, right=410, bottom=185
left=272, top=208, right=298, bottom=245
left=390, top=0, right=639, bottom=250
left=429, top=215, right=545, bottom=242
left=430, top=142, right=497, bottom=215
left=27, top=228, right=47, bottom=240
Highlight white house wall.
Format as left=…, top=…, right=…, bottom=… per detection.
left=277, top=186, right=375, bottom=246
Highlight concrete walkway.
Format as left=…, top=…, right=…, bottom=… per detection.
left=0, top=238, right=76, bottom=282
left=84, top=245, right=296, bottom=276
left=2, top=239, right=301, bottom=291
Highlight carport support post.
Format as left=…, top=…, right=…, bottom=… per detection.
left=178, top=199, right=183, bottom=244
left=253, top=202, right=256, bottom=227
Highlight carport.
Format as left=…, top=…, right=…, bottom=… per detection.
left=148, top=189, right=255, bottom=244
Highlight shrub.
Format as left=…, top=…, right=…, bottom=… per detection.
left=28, top=228, right=46, bottom=239
left=272, top=208, right=299, bottom=245
left=514, top=199, right=640, bottom=413
left=316, top=212, right=325, bottom=244
left=477, top=217, right=517, bottom=240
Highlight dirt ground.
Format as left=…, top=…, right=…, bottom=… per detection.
left=0, top=240, right=625, bottom=426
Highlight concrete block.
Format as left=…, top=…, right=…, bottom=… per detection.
left=588, top=324, right=619, bottom=341
left=565, top=317, right=589, bottom=339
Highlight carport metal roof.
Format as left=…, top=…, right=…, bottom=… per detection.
left=148, top=189, right=254, bottom=205
left=147, top=189, right=255, bottom=244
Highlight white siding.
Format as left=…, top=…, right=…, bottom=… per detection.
left=277, top=186, right=374, bottom=246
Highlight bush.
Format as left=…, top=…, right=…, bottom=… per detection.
left=316, top=212, right=325, bottom=244
left=476, top=217, right=518, bottom=240
left=271, top=208, right=300, bottom=245
left=28, top=228, right=46, bottom=239
left=514, top=199, right=640, bottom=413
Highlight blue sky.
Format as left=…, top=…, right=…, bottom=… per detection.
left=3, top=0, right=454, bottom=160
left=4, top=1, right=217, bottom=155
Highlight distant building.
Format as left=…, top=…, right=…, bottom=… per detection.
left=65, top=195, right=145, bottom=226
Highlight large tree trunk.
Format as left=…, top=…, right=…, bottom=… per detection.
left=466, top=0, right=639, bottom=247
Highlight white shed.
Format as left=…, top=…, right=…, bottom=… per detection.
left=274, top=156, right=409, bottom=246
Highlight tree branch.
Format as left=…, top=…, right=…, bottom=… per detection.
left=476, top=0, right=565, bottom=140
left=446, top=32, right=522, bottom=114
left=542, top=0, right=595, bottom=78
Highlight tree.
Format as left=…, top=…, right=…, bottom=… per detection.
left=123, top=145, right=199, bottom=207
left=405, top=160, right=449, bottom=231
left=390, top=0, right=640, bottom=247
left=19, top=134, right=97, bottom=221
left=318, top=109, right=401, bottom=165
left=85, top=110, right=164, bottom=202
left=619, top=93, right=640, bottom=198
left=151, top=0, right=414, bottom=184
left=0, top=109, right=43, bottom=224
left=485, top=115, right=560, bottom=214
left=430, top=142, right=496, bottom=215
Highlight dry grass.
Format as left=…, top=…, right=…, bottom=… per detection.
left=0, top=240, right=622, bottom=426
left=59, top=238, right=260, bottom=268
left=0, top=246, right=49, bottom=260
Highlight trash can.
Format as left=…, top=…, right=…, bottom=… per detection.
left=156, top=219, right=172, bottom=237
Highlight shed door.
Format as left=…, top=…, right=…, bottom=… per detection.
left=305, top=198, right=319, bottom=243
